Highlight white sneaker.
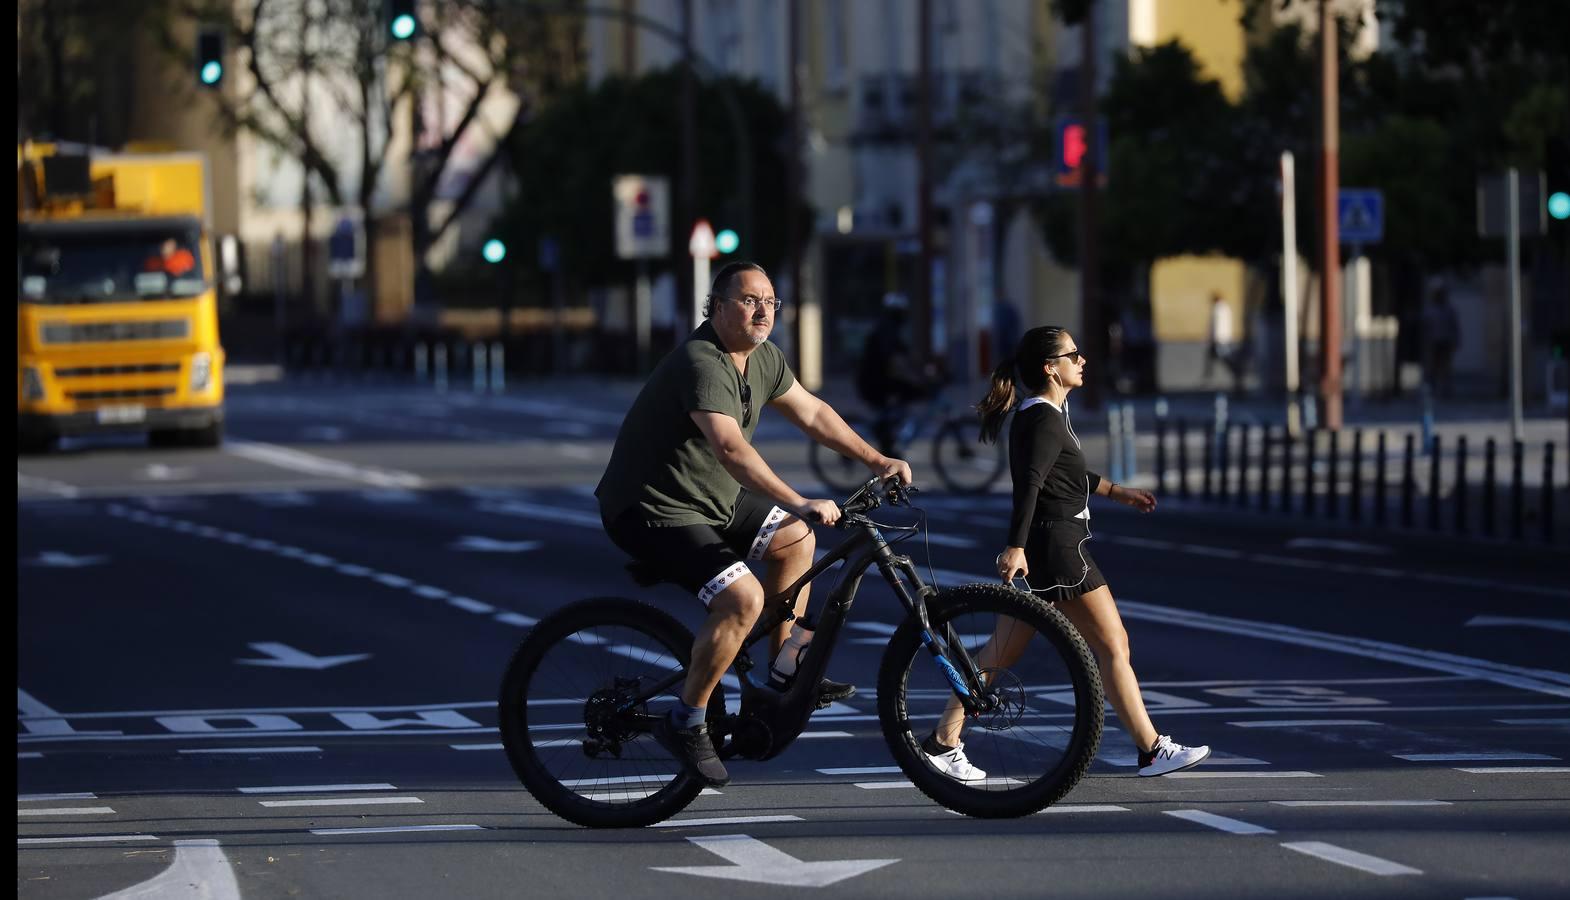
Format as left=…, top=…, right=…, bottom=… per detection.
left=925, top=740, right=988, bottom=783
left=1138, top=735, right=1211, bottom=776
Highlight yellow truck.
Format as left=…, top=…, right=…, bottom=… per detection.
left=17, top=144, right=225, bottom=451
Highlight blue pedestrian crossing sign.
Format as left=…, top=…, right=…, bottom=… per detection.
left=1338, top=188, right=1384, bottom=244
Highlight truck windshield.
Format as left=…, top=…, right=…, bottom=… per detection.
left=18, top=225, right=206, bottom=305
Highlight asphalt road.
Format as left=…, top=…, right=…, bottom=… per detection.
left=17, top=378, right=1570, bottom=899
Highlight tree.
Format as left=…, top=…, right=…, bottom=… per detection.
left=491, top=66, right=808, bottom=296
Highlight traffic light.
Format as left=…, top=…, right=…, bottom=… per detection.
left=196, top=26, right=224, bottom=88
left=482, top=239, right=507, bottom=264
left=387, top=0, right=419, bottom=41
left=715, top=229, right=739, bottom=255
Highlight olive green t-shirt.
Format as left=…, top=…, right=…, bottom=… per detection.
left=595, top=321, right=796, bottom=526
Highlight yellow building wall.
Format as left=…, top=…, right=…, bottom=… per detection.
left=1150, top=256, right=1246, bottom=342
left=1152, top=0, right=1247, bottom=101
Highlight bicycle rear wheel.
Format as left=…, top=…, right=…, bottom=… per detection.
left=498, top=597, right=721, bottom=828
left=877, top=583, right=1103, bottom=818
left=932, top=416, right=1006, bottom=493
left=808, top=415, right=873, bottom=493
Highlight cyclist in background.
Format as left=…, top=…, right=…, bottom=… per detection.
left=596, top=261, right=911, bottom=788
left=856, top=292, right=945, bottom=457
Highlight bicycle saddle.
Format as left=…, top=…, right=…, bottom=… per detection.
left=623, top=559, right=669, bottom=588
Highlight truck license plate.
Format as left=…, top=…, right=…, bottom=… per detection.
left=96, top=405, right=146, bottom=425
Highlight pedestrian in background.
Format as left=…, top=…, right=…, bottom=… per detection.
left=1421, top=287, right=1460, bottom=398
left=1204, top=291, right=1236, bottom=388
left=918, top=325, right=1211, bottom=781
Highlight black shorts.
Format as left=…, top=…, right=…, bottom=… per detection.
left=1017, top=519, right=1107, bottom=600
left=602, top=491, right=791, bottom=606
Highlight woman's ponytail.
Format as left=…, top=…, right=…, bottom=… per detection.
left=975, top=358, right=1018, bottom=445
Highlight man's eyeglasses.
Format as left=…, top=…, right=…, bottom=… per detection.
left=716, top=293, right=784, bottom=313
left=1047, top=348, right=1086, bottom=364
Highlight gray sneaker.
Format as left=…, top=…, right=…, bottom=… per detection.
left=651, top=716, right=730, bottom=787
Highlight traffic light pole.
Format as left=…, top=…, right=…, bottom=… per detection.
left=1508, top=168, right=1524, bottom=442
left=1317, top=0, right=1343, bottom=431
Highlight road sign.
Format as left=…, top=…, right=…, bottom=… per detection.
left=1337, top=189, right=1383, bottom=244
left=327, top=216, right=364, bottom=278
left=689, top=219, right=717, bottom=259
left=614, top=174, right=670, bottom=260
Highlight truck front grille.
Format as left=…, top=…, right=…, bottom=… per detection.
left=67, top=387, right=178, bottom=403
left=54, top=363, right=182, bottom=378
left=40, top=320, right=191, bottom=344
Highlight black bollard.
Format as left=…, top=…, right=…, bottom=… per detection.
left=1259, top=426, right=1274, bottom=513
left=1237, top=425, right=1251, bottom=508
left=1543, top=443, right=1557, bottom=542
left=1375, top=431, right=1388, bottom=526
left=1178, top=418, right=1191, bottom=500
left=1156, top=416, right=1168, bottom=496
left=1429, top=435, right=1443, bottom=532
left=1455, top=435, right=1468, bottom=535
left=1483, top=437, right=1497, bottom=538
left=1280, top=429, right=1295, bottom=514
left=1511, top=440, right=1525, bottom=540
left=1351, top=429, right=1364, bottom=523
left=1401, top=433, right=1416, bottom=528
left=1202, top=423, right=1214, bottom=502
left=1327, top=428, right=1340, bottom=519
left=1217, top=424, right=1231, bottom=503
left=1304, top=429, right=1319, bottom=518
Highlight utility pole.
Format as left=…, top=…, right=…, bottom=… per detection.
left=1078, top=0, right=1102, bottom=410
left=914, top=0, right=934, bottom=359
left=1317, top=0, right=1343, bottom=430
left=679, top=0, right=697, bottom=327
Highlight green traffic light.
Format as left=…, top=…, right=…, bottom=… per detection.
left=200, top=61, right=223, bottom=85
left=390, top=14, right=416, bottom=40
left=482, top=239, right=507, bottom=264
left=1549, top=191, right=1570, bottom=222
left=716, top=229, right=739, bottom=254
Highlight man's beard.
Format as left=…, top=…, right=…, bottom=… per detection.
left=747, top=320, right=770, bottom=344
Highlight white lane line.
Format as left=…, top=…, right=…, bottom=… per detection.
left=818, top=766, right=901, bottom=776
left=1228, top=720, right=1380, bottom=728
left=18, top=753, right=43, bottom=759
left=447, top=597, right=494, bottom=614
left=452, top=743, right=505, bottom=751
left=854, top=781, right=916, bottom=790
left=225, top=440, right=425, bottom=488
left=1495, top=718, right=1570, bottom=725
left=179, top=746, right=322, bottom=754
left=1394, top=752, right=1558, bottom=761
left=1281, top=841, right=1422, bottom=876
left=19, top=793, right=96, bottom=801
left=1041, top=804, right=1129, bottom=814
left=1164, top=810, right=1275, bottom=834
left=308, top=824, right=484, bottom=836
left=1272, top=800, right=1451, bottom=807
left=1455, top=766, right=1570, bottom=774
left=495, top=612, right=538, bottom=627
left=1163, top=771, right=1323, bottom=779
left=651, top=815, right=804, bottom=828
left=237, top=783, right=397, bottom=794
left=798, top=731, right=855, bottom=739
left=17, top=807, right=116, bottom=816
left=17, top=472, right=81, bottom=498
left=18, top=834, right=157, bottom=845
left=1466, top=615, right=1570, bottom=634
left=259, top=797, right=425, bottom=808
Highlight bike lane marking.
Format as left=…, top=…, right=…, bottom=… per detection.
left=1280, top=841, right=1423, bottom=876
left=1163, top=809, right=1275, bottom=834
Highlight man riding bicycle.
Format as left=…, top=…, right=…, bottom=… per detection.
left=595, top=261, right=911, bottom=787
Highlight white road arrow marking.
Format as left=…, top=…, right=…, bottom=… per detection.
left=235, top=642, right=370, bottom=670
left=95, top=839, right=241, bottom=900
left=653, top=834, right=897, bottom=888
left=140, top=464, right=193, bottom=481
left=451, top=536, right=544, bottom=553
left=1284, top=538, right=1391, bottom=555
left=25, top=551, right=108, bottom=568
left=1465, top=615, right=1570, bottom=634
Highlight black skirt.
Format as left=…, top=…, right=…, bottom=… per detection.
left=1019, top=519, right=1107, bottom=600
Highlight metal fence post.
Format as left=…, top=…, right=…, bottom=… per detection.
left=1428, top=434, right=1443, bottom=532
left=1327, top=428, right=1340, bottom=519
left=1177, top=418, right=1190, bottom=500
left=415, top=342, right=427, bottom=381
left=1543, top=442, right=1556, bottom=542
left=1155, top=405, right=1168, bottom=496
left=1375, top=431, right=1388, bottom=526
left=434, top=343, right=448, bottom=392
left=1483, top=437, right=1497, bottom=538
left=473, top=342, right=488, bottom=392
left=1401, top=432, right=1415, bottom=528
left=1454, top=435, right=1468, bottom=535
left=1108, top=402, right=1125, bottom=484
left=1511, top=439, right=1524, bottom=540
left=490, top=341, right=505, bottom=393
left=1122, top=404, right=1137, bottom=483
left=1350, top=429, right=1364, bottom=523
left=1280, top=428, right=1295, bottom=514
left=1304, top=428, right=1318, bottom=518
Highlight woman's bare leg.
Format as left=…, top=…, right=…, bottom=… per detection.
left=933, top=615, right=1035, bottom=746
left=1055, top=585, right=1159, bottom=752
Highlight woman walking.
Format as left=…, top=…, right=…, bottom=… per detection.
left=922, top=326, right=1210, bottom=780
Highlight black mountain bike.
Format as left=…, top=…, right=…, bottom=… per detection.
left=498, top=478, right=1103, bottom=828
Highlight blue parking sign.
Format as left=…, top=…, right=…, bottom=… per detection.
left=1338, top=189, right=1384, bottom=244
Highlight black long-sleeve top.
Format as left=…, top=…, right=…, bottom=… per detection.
left=1006, top=398, right=1104, bottom=548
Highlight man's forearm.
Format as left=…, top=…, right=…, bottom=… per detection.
left=799, top=400, right=882, bottom=467
left=715, top=441, right=807, bottom=512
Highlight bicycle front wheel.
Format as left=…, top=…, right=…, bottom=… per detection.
left=932, top=417, right=1006, bottom=493
left=498, top=597, right=721, bottom=828
left=808, top=415, right=874, bottom=493
left=877, top=583, right=1103, bottom=818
